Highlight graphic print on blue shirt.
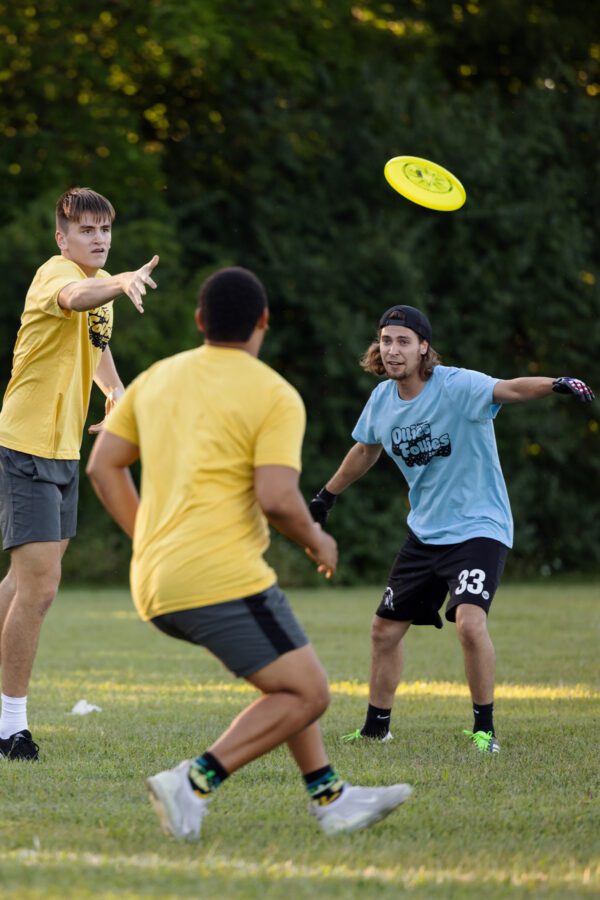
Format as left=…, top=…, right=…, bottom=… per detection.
left=391, top=421, right=451, bottom=466
left=351, top=366, right=514, bottom=547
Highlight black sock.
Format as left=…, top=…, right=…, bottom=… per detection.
left=361, top=703, right=392, bottom=738
left=473, top=702, right=494, bottom=736
left=188, top=750, right=229, bottom=796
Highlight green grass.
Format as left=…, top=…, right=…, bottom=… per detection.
left=1, top=582, right=599, bottom=898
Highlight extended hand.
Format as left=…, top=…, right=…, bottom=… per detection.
left=104, top=386, right=124, bottom=417
left=552, top=377, right=594, bottom=402
left=88, top=386, right=125, bottom=434
left=305, top=526, right=338, bottom=580
left=121, top=255, right=159, bottom=313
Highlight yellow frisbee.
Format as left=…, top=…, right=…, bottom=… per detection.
left=384, top=156, right=466, bottom=211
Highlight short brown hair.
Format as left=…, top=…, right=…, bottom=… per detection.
left=56, top=187, right=115, bottom=232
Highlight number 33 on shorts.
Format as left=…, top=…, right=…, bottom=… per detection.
left=455, top=568, right=490, bottom=601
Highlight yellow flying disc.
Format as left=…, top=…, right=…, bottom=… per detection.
left=384, top=156, right=466, bottom=211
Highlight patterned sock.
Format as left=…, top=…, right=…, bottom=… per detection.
left=188, top=751, right=229, bottom=797
left=473, top=702, right=494, bottom=736
left=361, top=703, right=392, bottom=738
left=304, top=765, right=345, bottom=806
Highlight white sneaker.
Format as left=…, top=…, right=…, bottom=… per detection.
left=146, top=760, right=210, bottom=840
left=310, top=782, right=413, bottom=835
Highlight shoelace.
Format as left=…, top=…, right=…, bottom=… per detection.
left=341, top=729, right=363, bottom=743
left=463, top=729, right=493, bottom=751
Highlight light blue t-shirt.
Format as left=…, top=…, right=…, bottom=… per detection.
left=352, top=365, right=513, bottom=547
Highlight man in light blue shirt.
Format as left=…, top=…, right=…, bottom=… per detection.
left=310, top=304, right=593, bottom=753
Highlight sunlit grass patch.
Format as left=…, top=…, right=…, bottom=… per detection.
left=1, top=583, right=598, bottom=898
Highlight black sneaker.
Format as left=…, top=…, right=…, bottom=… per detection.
left=0, top=730, right=39, bottom=760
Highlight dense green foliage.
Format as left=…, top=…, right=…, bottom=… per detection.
left=0, top=1, right=598, bottom=583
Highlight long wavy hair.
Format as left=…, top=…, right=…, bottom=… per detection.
left=360, top=314, right=441, bottom=379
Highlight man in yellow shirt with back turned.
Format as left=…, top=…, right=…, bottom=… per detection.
left=87, top=266, right=412, bottom=840
left=0, top=187, right=159, bottom=760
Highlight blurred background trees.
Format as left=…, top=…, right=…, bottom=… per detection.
left=1, top=0, right=598, bottom=583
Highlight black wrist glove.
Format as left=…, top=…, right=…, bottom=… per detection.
left=552, top=377, right=595, bottom=402
left=309, top=487, right=337, bottom=526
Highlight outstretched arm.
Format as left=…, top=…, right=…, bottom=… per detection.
left=493, top=376, right=594, bottom=404
left=309, top=442, right=382, bottom=525
left=326, top=442, right=383, bottom=492
left=58, top=255, right=159, bottom=314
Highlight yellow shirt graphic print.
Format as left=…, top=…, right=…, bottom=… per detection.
left=0, top=255, right=113, bottom=459
left=87, top=305, right=113, bottom=351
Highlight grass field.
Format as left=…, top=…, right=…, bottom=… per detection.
left=1, top=582, right=598, bottom=899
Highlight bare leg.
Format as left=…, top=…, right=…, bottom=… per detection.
left=455, top=604, right=495, bottom=705
left=368, top=616, right=412, bottom=708
left=0, top=566, right=17, bottom=656
left=1, top=540, right=67, bottom=696
left=208, top=644, right=330, bottom=774
left=287, top=721, right=328, bottom=774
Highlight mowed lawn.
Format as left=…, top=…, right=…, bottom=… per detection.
left=1, top=582, right=598, bottom=899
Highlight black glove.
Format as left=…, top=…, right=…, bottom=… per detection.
left=552, top=377, right=595, bottom=402
left=309, top=487, right=337, bottom=526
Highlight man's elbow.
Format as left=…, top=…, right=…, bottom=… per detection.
left=85, top=457, right=103, bottom=487
left=258, top=498, right=289, bottom=520
left=58, top=287, right=84, bottom=312
left=256, top=488, right=296, bottom=520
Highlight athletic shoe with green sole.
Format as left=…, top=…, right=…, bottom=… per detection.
left=463, top=729, right=500, bottom=753
left=341, top=728, right=393, bottom=743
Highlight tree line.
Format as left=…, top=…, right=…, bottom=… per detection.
left=1, top=0, right=598, bottom=583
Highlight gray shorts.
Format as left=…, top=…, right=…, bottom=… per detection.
left=0, top=447, right=79, bottom=551
left=151, top=584, right=309, bottom=677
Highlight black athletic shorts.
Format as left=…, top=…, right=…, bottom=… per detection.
left=375, top=531, right=509, bottom=628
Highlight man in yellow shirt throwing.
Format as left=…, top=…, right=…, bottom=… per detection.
left=87, top=266, right=412, bottom=839
left=0, top=187, right=159, bottom=760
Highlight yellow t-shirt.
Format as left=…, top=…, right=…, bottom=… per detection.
left=103, top=345, right=306, bottom=620
left=0, top=255, right=113, bottom=459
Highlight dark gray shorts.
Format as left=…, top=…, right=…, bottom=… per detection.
left=151, top=584, right=309, bottom=677
left=0, top=447, right=79, bottom=551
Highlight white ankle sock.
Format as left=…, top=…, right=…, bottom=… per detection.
left=0, top=693, right=28, bottom=739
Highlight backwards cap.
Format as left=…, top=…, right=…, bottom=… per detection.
left=378, top=305, right=432, bottom=343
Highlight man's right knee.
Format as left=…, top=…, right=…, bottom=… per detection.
left=371, top=615, right=406, bottom=652
left=288, top=658, right=330, bottom=722
left=10, top=544, right=62, bottom=615
left=308, top=674, right=330, bottom=720
left=12, top=565, right=61, bottom=616
left=15, top=579, right=59, bottom=617
left=248, top=645, right=330, bottom=721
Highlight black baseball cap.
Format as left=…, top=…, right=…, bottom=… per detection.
left=378, top=305, right=432, bottom=343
